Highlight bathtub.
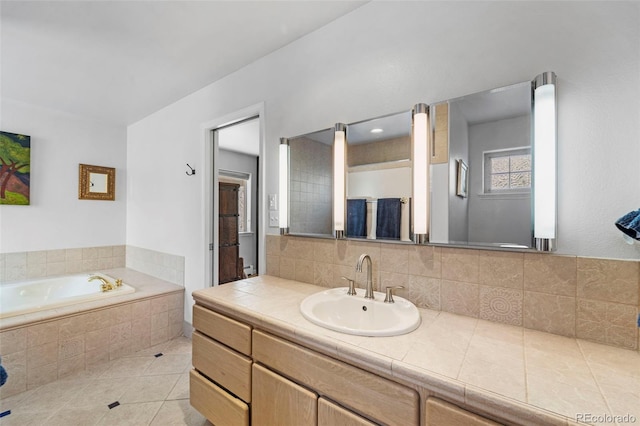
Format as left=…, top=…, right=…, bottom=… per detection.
left=0, top=272, right=135, bottom=319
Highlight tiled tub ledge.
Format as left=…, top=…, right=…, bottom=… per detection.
left=0, top=268, right=184, bottom=399
left=193, top=275, right=640, bottom=426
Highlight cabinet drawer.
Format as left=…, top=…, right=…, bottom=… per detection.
left=193, top=304, right=251, bottom=355
left=253, top=330, right=419, bottom=426
left=190, top=369, right=249, bottom=426
left=192, top=331, right=252, bottom=402
left=319, top=397, right=377, bottom=426
left=252, top=363, right=317, bottom=426
left=425, top=398, right=501, bottom=426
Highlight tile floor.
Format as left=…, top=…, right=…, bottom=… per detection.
left=0, top=336, right=211, bottom=426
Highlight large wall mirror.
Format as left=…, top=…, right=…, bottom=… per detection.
left=282, top=73, right=556, bottom=250
left=287, top=128, right=334, bottom=237
left=430, top=81, right=534, bottom=248
left=345, top=111, right=413, bottom=242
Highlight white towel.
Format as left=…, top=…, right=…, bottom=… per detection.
left=400, top=199, right=410, bottom=241
left=367, top=200, right=377, bottom=239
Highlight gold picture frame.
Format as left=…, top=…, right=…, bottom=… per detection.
left=79, top=164, right=115, bottom=200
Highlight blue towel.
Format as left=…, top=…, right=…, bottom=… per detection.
left=0, top=356, right=7, bottom=387
left=615, top=208, right=640, bottom=240
left=376, top=198, right=401, bottom=239
left=347, top=199, right=367, bottom=238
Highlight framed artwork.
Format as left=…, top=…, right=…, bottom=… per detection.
left=79, top=164, right=116, bottom=200
left=456, top=159, right=468, bottom=198
left=0, top=131, right=31, bottom=205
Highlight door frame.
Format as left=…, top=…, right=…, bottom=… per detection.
left=201, top=102, right=265, bottom=287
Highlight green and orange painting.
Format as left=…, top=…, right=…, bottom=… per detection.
left=0, top=131, right=31, bottom=205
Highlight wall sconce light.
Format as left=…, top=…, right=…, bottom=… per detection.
left=333, top=123, right=347, bottom=239
left=532, top=71, right=557, bottom=251
left=412, top=103, right=429, bottom=244
left=279, top=138, right=289, bottom=235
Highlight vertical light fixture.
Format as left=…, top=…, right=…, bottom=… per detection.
left=279, top=138, right=289, bottom=235
left=333, top=123, right=346, bottom=239
left=532, top=71, right=557, bottom=251
left=412, top=104, right=429, bottom=244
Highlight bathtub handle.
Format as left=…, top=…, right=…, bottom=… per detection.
left=115, top=279, right=122, bottom=287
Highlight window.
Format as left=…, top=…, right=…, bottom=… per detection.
left=483, top=148, right=531, bottom=194
left=219, top=170, right=252, bottom=233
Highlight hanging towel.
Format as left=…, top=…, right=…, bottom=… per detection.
left=0, top=356, right=7, bottom=387
left=367, top=200, right=377, bottom=239
left=400, top=198, right=411, bottom=241
left=615, top=208, right=640, bottom=240
left=376, top=198, right=402, bottom=239
left=347, top=199, right=367, bottom=238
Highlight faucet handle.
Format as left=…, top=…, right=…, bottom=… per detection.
left=341, top=276, right=357, bottom=296
left=115, top=279, right=123, bottom=287
left=384, top=286, right=404, bottom=303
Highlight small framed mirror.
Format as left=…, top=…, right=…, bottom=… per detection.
left=78, top=164, right=115, bottom=200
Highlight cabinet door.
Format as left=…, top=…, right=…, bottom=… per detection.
left=252, top=363, right=317, bottom=426
left=425, top=398, right=501, bottom=426
left=318, top=397, right=377, bottom=426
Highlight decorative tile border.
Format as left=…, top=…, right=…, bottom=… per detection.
left=266, top=235, right=640, bottom=351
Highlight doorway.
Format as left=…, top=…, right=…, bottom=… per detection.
left=213, top=117, right=260, bottom=285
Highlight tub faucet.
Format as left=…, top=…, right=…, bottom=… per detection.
left=89, top=275, right=114, bottom=292
left=355, top=254, right=374, bottom=299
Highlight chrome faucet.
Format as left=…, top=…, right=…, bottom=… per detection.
left=355, top=254, right=374, bottom=299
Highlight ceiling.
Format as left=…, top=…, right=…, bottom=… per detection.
left=1, top=1, right=366, bottom=127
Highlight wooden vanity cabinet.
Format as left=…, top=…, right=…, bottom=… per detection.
left=318, top=398, right=377, bottom=426
left=192, top=303, right=499, bottom=426
left=425, top=398, right=501, bottom=426
left=252, top=363, right=317, bottom=426
left=252, top=329, right=419, bottom=426
left=191, top=304, right=252, bottom=426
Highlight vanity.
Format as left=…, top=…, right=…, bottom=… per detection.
left=189, top=275, right=638, bottom=426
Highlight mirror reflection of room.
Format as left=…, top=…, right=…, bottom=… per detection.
left=346, top=111, right=412, bottom=241
left=288, top=128, right=334, bottom=237
left=430, top=81, right=532, bottom=248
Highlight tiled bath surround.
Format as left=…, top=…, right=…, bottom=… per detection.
left=266, top=235, right=640, bottom=351
left=0, top=245, right=126, bottom=283
left=0, top=290, right=184, bottom=399
left=0, top=245, right=185, bottom=287
left=125, top=245, right=185, bottom=286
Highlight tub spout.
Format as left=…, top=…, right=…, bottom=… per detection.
left=89, top=275, right=115, bottom=292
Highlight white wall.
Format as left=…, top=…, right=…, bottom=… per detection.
left=127, top=2, right=640, bottom=324
left=0, top=98, right=126, bottom=252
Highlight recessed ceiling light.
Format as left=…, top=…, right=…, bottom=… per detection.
left=370, top=128, right=383, bottom=134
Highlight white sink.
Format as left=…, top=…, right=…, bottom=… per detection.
left=300, top=287, right=421, bottom=337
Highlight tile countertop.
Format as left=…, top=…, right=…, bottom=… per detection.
left=192, top=275, right=640, bottom=426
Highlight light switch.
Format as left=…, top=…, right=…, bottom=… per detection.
left=268, top=194, right=277, bottom=211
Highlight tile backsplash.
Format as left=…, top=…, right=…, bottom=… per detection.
left=266, top=235, right=640, bottom=351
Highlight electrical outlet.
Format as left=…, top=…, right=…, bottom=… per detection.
left=268, top=194, right=277, bottom=211
left=269, top=211, right=279, bottom=227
